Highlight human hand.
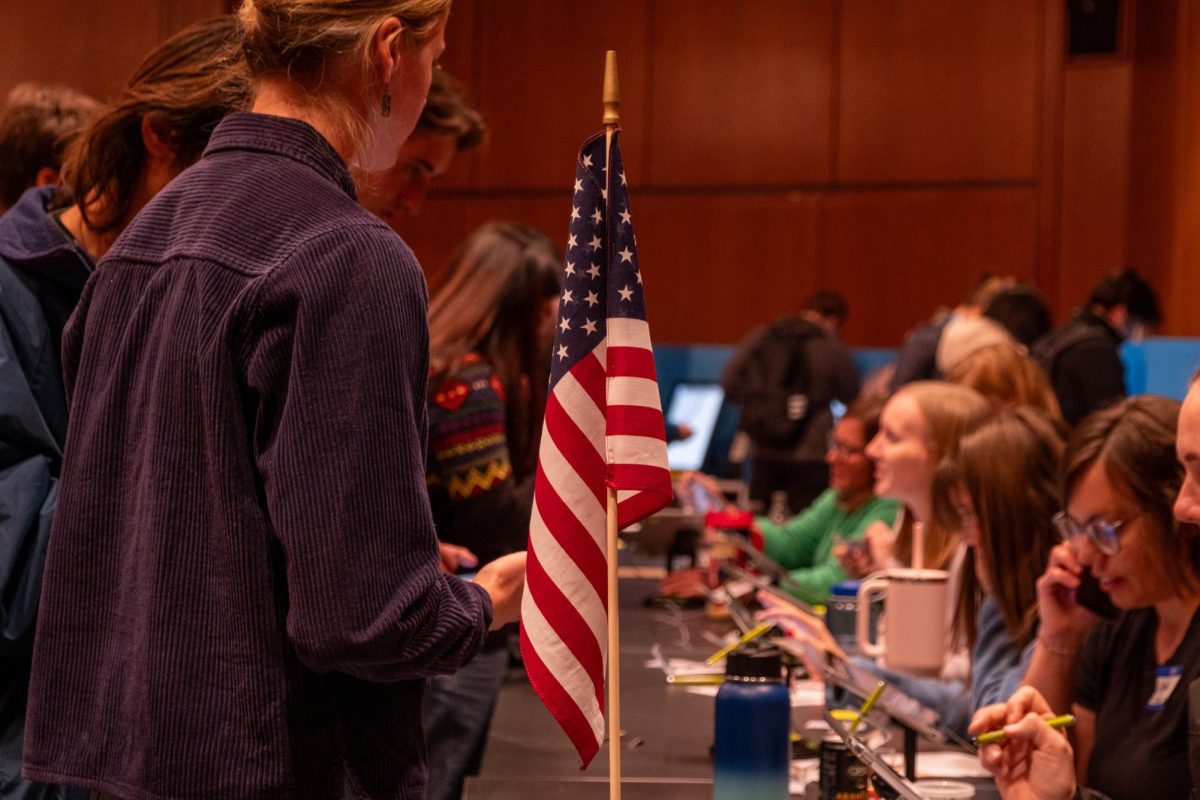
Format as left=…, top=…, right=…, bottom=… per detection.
left=659, top=567, right=709, bottom=599
left=755, top=590, right=847, bottom=664
left=675, top=423, right=694, bottom=440
left=969, top=687, right=1076, bottom=800
left=863, top=520, right=896, bottom=571
left=438, top=542, right=479, bottom=574
left=1036, top=542, right=1099, bottom=646
left=473, top=551, right=526, bottom=630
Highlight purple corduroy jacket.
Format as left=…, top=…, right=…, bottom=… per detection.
left=23, top=112, right=492, bottom=800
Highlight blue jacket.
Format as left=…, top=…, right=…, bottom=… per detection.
left=0, top=186, right=92, bottom=647
left=0, top=186, right=91, bottom=800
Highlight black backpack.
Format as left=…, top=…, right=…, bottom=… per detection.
left=1031, top=314, right=1107, bottom=379
left=722, top=316, right=823, bottom=448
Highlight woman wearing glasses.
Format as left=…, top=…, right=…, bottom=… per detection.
left=1024, top=395, right=1200, bottom=800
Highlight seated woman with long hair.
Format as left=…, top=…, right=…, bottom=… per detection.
left=1024, top=395, right=1200, bottom=800
left=932, top=407, right=1064, bottom=724
left=422, top=222, right=561, bottom=800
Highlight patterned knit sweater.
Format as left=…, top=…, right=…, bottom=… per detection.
left=427, top=354, right=535, bottom=568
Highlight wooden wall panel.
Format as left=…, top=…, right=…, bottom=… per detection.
left=1057, top=63, right=1132, bottom=311
left=0, top=0, right=227, bottom=103
left=824, top=189, right=1038, bottom=346
left=837, top=0, right=1041, bottom=183
left=632, top=192, right=822, bottom=344
left=645, top=0, right=834, bottom=187
left=1129, top=0, right=1187, bottom=333
left=473, top=1, right=652, bottom=190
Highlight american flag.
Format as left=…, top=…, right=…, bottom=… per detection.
left=518, top=130, right=672, bottom=768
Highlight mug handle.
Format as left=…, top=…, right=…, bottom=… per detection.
left=856, top=575, right=888, bottom=658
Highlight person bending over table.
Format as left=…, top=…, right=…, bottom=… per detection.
left=1024, top=394, right=1200, bottom=800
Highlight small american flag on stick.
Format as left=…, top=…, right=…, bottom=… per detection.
left=518, top=129, right=672, bottom=768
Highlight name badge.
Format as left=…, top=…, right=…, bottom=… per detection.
left=1148, top=664, right=1183, bottom=710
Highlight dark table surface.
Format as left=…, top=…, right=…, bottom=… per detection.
left=467, top=576, right=999, bottom=799
left=468, top=578, right=725, bottom=798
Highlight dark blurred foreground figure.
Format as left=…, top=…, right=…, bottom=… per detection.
left=422, top=223, right=560, bottom=800
left=0, top=18, right=248, bottom=800
left=1033, top=268, right=1161, bottom=426
left=22, top=2, right=525, bottom=798
left=722, top=290, right=859, bottom=512
left=0, top=83, right=102, bottom=214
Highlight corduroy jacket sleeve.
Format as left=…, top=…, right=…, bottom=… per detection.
left=242, top=223, right=492, bottom=682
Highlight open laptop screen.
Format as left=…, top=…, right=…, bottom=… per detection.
left=665, top=382, right=725, bottom=472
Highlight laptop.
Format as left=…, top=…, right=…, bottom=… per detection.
left=664, top=382, right=725, bottom=472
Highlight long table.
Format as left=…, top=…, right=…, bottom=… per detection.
left=467, top=577, right=999, bottom=800
left=466, top=578, right=723, bottom=798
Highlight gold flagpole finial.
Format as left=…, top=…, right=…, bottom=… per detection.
left=602, top=50, right=620, bottom=126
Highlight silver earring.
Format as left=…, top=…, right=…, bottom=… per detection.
left=381, top=92, right=391, bottom=117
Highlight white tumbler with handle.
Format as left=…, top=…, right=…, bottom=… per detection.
left=855, top=568, right=949, bottom=677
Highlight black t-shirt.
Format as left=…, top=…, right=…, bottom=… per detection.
left=1075, top=606, right=1200, bottom=800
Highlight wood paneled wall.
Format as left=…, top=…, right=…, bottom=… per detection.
left=0, top=1, right=228, bottom=104
left=404, top=0, right=1095, bottom=347
left=6, top=1, right=1184, bottom=345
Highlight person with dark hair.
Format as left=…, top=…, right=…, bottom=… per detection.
left=984, top=283, right=1051, bottom=350
left=1024, top=395, right=1200, bottom=800
left=0, top=19, right=248, bottom=800
left=0, top=83, right=102, bottom=213
left=1033, top=268, right=1162, bottom=426
left=22, top=3, right=525, bottom=798
left=422, top=222, right=560, bottom=800
left=801, top=289, right=849, bottom=338
left=722, top=291, right=860, bottom=513
left=358, top=66, right=485, bottom=224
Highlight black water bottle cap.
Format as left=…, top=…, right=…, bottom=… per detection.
left=724, top=643, right=783, bottom=681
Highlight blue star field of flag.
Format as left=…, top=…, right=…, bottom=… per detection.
left=549, top=130, right=646, bottom=390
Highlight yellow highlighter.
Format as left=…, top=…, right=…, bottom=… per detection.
left=705, top=621, right=774, bottom=666
left=974, top=713, right=1076, bottom=745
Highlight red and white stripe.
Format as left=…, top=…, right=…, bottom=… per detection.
left=519, top=317, right=672, bottom=767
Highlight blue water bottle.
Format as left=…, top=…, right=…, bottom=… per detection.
left=712, top=643, right=790, bottom=800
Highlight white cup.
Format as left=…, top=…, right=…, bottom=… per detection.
left=912, top=779, right=976, bottom=799
left=855, top=568, right=948, bottom=677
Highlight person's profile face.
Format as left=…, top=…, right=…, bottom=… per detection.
left=360, top=133, right=458, bottom=223
left=827, top=417, right=872, bottom=496
left=1067, top=461, right=1170, bottom=610
left=359, top=15, right=447, bottom=172
left=865, top=392, right=932, bottom=509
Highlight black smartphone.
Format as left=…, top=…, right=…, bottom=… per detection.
left=1075, top=567, right=1120, bottom=620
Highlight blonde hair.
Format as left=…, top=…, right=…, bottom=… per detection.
left=946, top=343, right=1063, bottom=422
left=238, top=0, right=448, bottom=148
left=891, top=381, right=993, bottom=569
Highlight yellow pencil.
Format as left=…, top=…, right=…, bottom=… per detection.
left=850, top=681, right=886, bottom=733
left=705, top=621, right=774, bottom=666
left=975, top=713, right=1076, bottom=744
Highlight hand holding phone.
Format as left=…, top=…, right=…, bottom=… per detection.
left=1074, top=566, right=1120, bottom=620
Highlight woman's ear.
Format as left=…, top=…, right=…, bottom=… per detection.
left=371, top=16, right=405, bottom=89
left=140, top=113, right=178, bottom=170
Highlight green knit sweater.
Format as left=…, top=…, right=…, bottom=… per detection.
left=757, top=489, right=900, bottom=604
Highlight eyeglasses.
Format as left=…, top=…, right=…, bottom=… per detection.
left=827, top=434, right=866, bottom=457
left=1051, top=511, right=1139, bottom=556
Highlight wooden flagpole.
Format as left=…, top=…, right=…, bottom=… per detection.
left=602, top=50, right=622, bottom=800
